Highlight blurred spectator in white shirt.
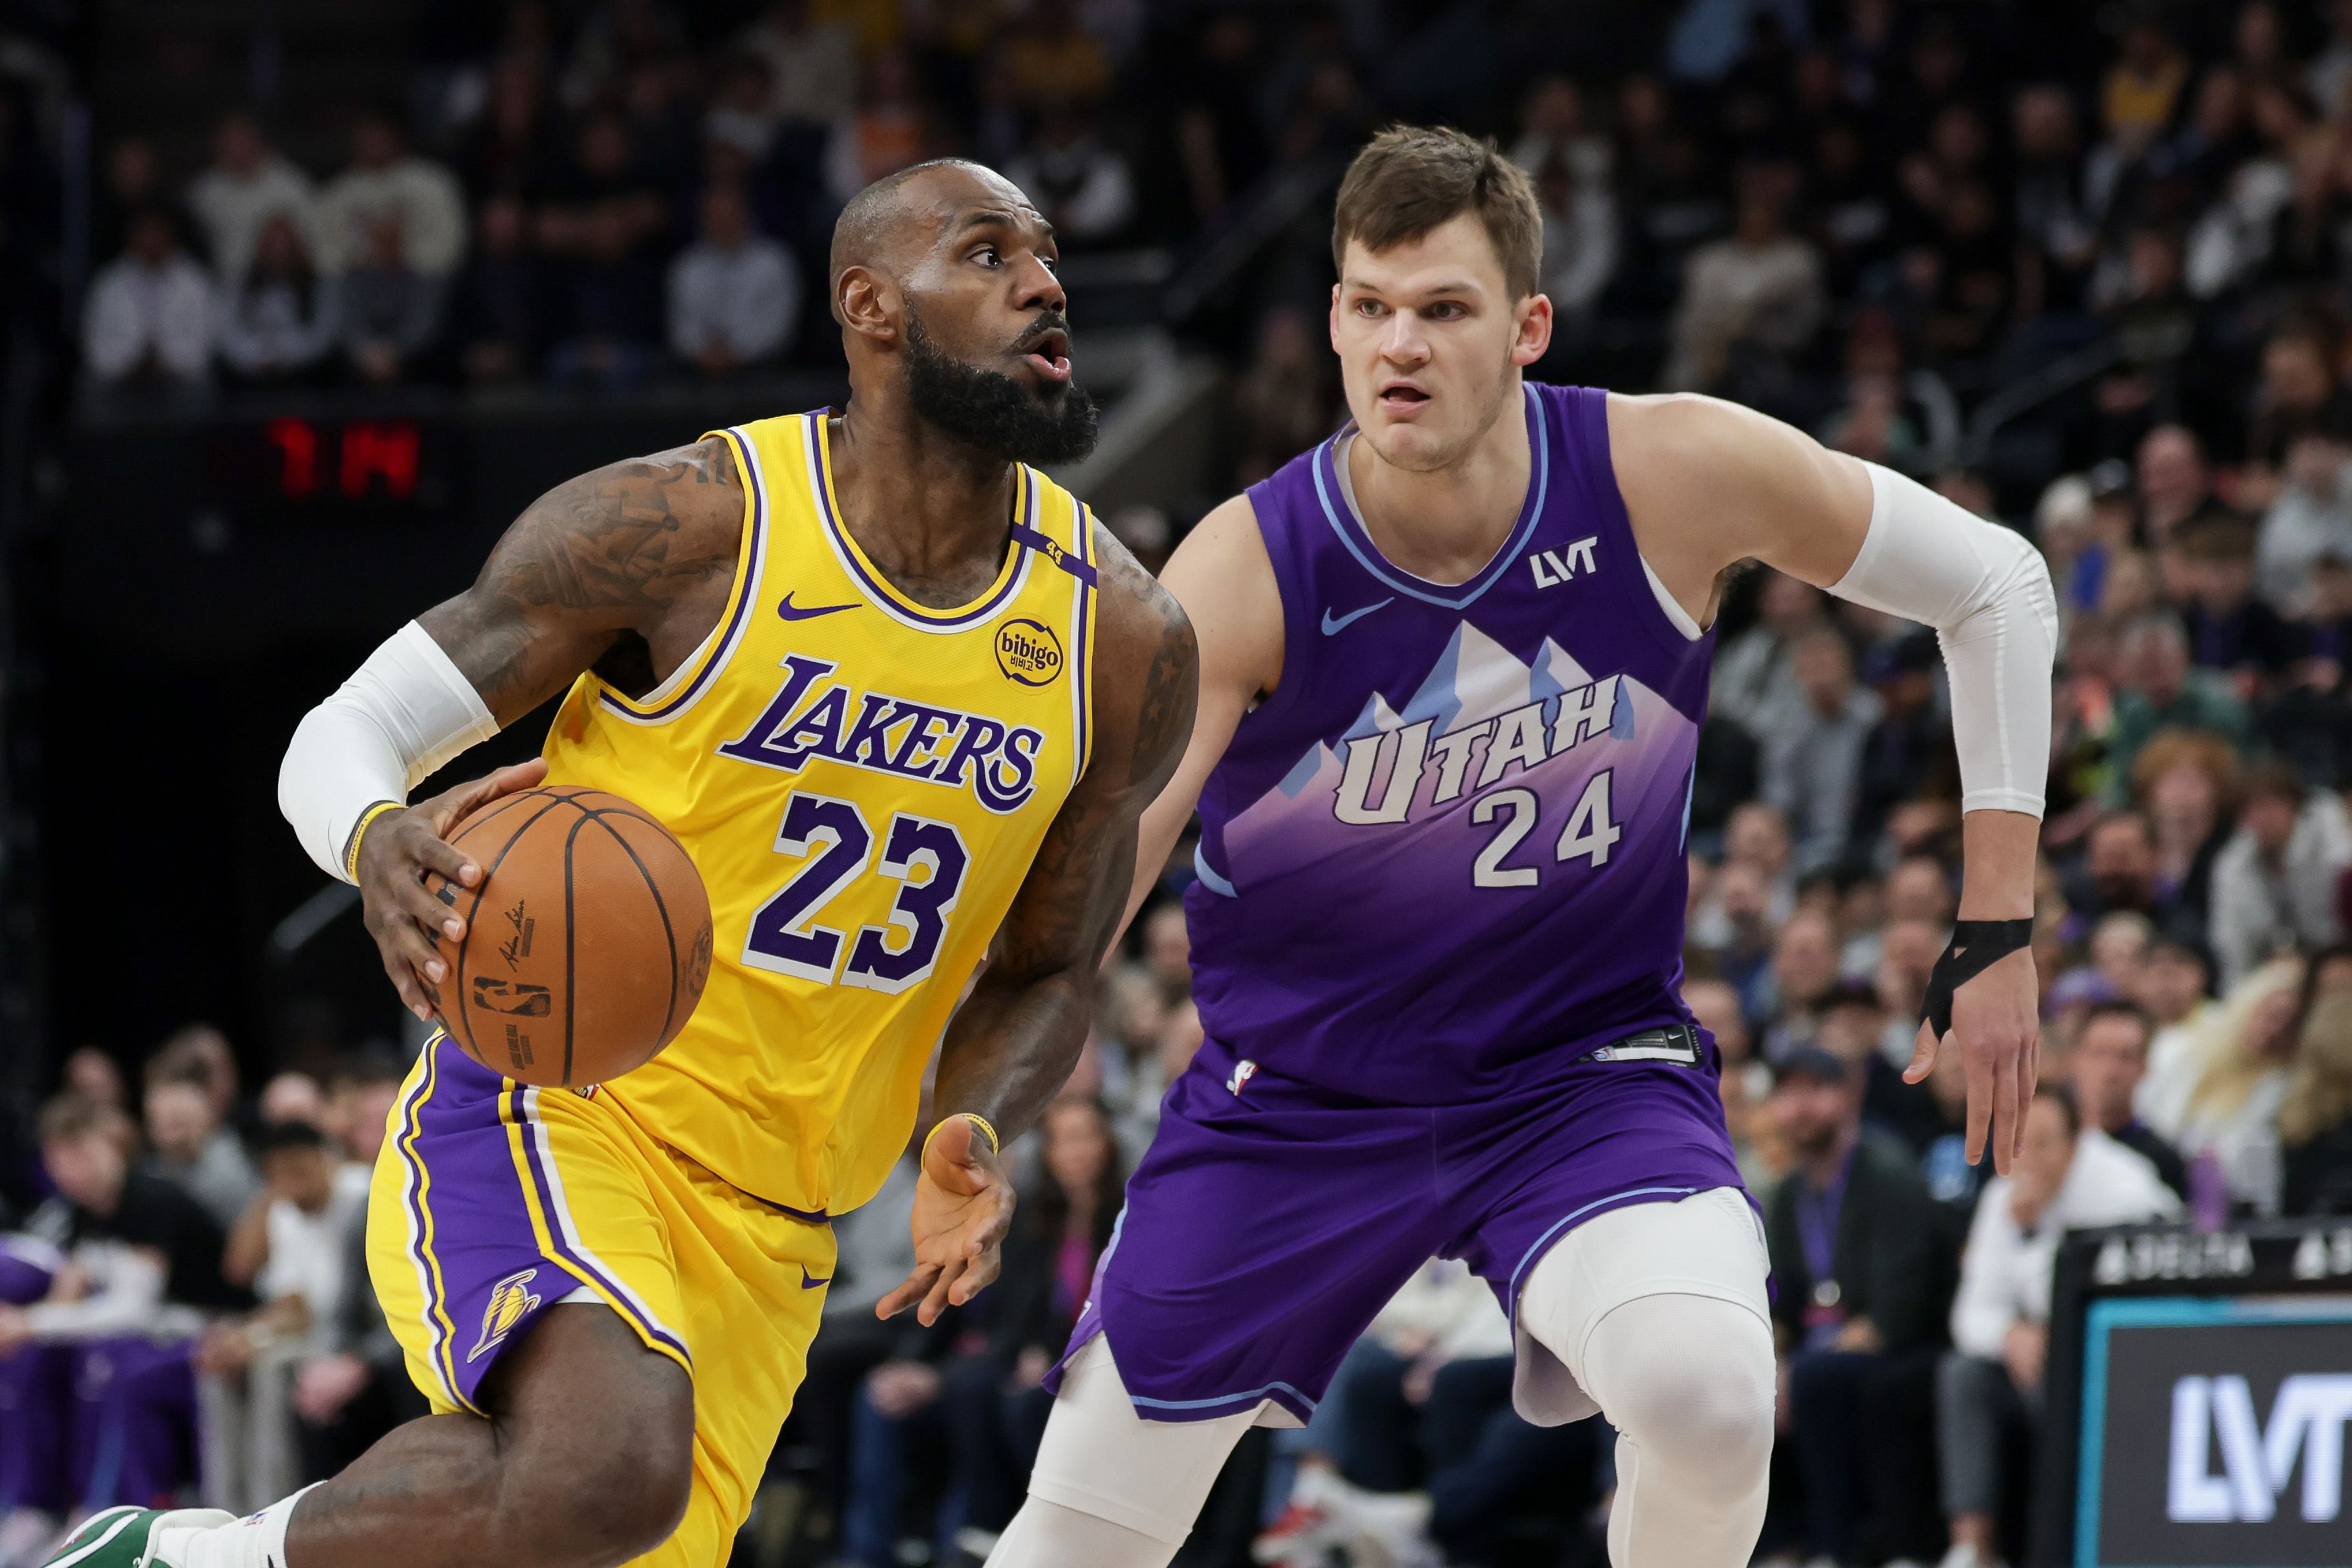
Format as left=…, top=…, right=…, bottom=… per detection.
left=1937, top=1086, right=2178, bottom=1568
left=340, top=215, right=446, bottom=385
left=83, top=210, right=214, bottom=385
left=141, top=1061, right=258, bottom=1234
left=2173, top=957, right=2305, bottom=1211
left=2256, top=423, right=2352, bottom=612
left=216, top=212, right=340, bottom=385
left=1004, top=104, right=1135, bottom=247
left=1667, top=165, right=1824, bottom=392
left=1711, top=570, right=1827, bottom=732
left=185, top=112, right=318, bottom=287
left=2209, top=761, right=2351, bottom=988
left=667, top=184, right=799, bottom=375
left=314, top=110, right=467, bottom=279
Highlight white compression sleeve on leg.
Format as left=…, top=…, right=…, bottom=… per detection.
left=277, top=622, right=500, bottom=881
left=1830, top=463, right=2058, bottom=818
left=990, top=1336, right=1261, bottom=1565
left=1516, top=1189, right=1776, bottom=1568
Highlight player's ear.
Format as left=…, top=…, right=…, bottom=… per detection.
left=836, top=266, right=900, bottom=344
left=1512, top=292, right=1553, bottom=368
left=1328, top=283, right=1343, bottom=351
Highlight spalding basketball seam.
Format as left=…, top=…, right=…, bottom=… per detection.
left=450, top=793, right=592, bottom=1076
left=575, top=807, right=687, bottom=1046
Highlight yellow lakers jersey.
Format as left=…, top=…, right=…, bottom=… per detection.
left=538, top=412, right=1097, bottom=1215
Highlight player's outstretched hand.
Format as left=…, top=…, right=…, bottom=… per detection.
left=1902, top=944, right=2040, bottom=1177
left=357, top=757, right=549, bottom=1023
left=878, top=1114, right=1016, bottom=1327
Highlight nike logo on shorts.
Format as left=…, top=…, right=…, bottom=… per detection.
left=1320, top=598, right=1394, bottom=635
left=778, top=592, right=856, bottom=620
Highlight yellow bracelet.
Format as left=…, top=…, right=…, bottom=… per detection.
left=343, top=800, right=405, bottom=883
left=924, top=1112, right=1000, bottom=1160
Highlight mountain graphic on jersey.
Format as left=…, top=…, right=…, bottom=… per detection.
left=1219, top=620, right=1697, bottom=894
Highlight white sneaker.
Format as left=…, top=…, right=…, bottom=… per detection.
left=1319, top=1478, right=1438, bottom=1568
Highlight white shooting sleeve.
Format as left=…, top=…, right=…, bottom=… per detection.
left=277, top=621, right=502, bottom=881
left=1829, top=463, right=2058, bottom=819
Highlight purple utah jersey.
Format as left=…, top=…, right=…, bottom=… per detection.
left=1051, top=384, right=1752, bottom=1429
left=1188, top=380, right=1712, bottom=1100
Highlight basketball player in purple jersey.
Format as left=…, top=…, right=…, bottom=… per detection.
left=987, top=128, right=2055, bottom=1568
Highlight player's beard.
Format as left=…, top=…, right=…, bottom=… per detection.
left=903, top=307, right=1099, bottom=465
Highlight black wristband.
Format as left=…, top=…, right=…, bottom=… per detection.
left=1920, top=919, right=2034, bottom=1038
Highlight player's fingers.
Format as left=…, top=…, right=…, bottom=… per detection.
left=398, top=877, right=465, bottom=948
left=874, top=1264, right=940, bottom=1321
left=952, top=1244, right=1002, bottom=1304
left=1990, top=1047, right=2023, bottom=1179
left=372, top=936, right=437, bottom=1022
left=404, top=828, right=477, bottom=892
left=1901, top=1019, right=1939, bottom=1084
left=1960, top=1028, right=1993, bottom=1167
left=922, top=1256, right=968, bottom=1323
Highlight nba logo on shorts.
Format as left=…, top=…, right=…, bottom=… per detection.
left=470, top=1267, right=544, bottom=1362
left=1226, top=1059, right=1258, bottom=1097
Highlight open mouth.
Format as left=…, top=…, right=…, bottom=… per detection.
left=1017, top=326, right=1073, bottom=384
left=1378, top=379, right=1430, bottom=413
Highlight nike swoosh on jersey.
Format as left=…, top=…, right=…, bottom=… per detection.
left=778, top=592, right=857, bottom=620
left=1320, top=598, right=1395, bottom=635
left=801, top=1268, right=832, bottom=1289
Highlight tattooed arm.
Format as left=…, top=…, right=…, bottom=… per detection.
left=877, top=525, right=1200, bottom=1324
left=348, top=439, right=746, bottom=1019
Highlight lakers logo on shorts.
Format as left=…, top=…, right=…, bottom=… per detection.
left=469, top=1267, right=545, bottom=1362
left=994, top=618, right=1065, bottom=686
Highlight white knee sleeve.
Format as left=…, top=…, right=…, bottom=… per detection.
left=1516, top=1189, right=1775, bottom=1568
left=994, top=1336, right=1260, bottom=1564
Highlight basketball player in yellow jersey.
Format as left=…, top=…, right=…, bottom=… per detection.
left=47, top=162, right=1195, bottom=1568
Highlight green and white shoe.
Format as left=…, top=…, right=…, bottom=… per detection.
left=42, top=1508, right=237, bottom=1568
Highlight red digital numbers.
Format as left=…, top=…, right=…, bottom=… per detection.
left=262, top=417, right=420, bottom=501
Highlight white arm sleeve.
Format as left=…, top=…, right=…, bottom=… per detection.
left=1829, top=463, right=2058, bottom=818
left=277, top=621, right=501, bottom=881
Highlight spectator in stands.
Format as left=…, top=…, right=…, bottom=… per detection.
left=2257, top=417, right=2352, bottom=612
left=461, top=55, right=564, bottom=202
left=2107, top=616, right=2251, bottom=788
left=1939, top=1085, right=2180, bottom=1568
left=338, top=215, right=445, bottom=385
left=258, top=1071, right=326, bottom=1130
left=1712, top=570, right=1826, bottom=733
left=1766, top=1046, right=1947, bottom=1568
left=1003, top=0, right=1112, bottom=113
left=185, top=111, right=316, bottom=288
left=94, top=135, right=161, bottom=277
left=2068, top=1000, right=2191, bottom=1198
left=1760, top=909, right=1841, bottom=1059
left=2178, top=955, right=2310, bottom=1213
left=540, top=111, right=669, bottom=390
left=2174, top=514, right=2306, bottom=684
left=62, top=1046, right=126, bottom=1115
left=314, top=109, right=467, bottom=281
left=2281, top=989, right=2352, bottom=1215
left=154, top=1024, right=245, bottom=1136
left=703, top=53, right=777, bottom=165
left=2012, top=83, right=2096, bottom=318
left=2133, top=728, right=2237, bottom=946
left=141, top=1058, right=258, bottom=1233
left=0, top=1095, right=247, bottom=1516
left=1002, top=103, right=1135, bottom=249
left=452, top=195, right=538, bottom=382
left=940, top=1096, right=1124, bottom=1552
left=1667, top=162, right=1824, bottom=392
left=83, top=208, right=213, bottom=387
left=202, top=1120, right=368, bottom=1513
left=1688, top=976, right=1775, bottom=1187
left=1232, top=307, right=1339, bottom=486
left=667, top=184, right=797, bottom=376
left=738, top=0, right=856, bottom=130
left=824, top=48, right=932, bottom=207
left=2210, top=759, right=2351, bottom=987
left=216, top=212, right=340, bottom=385
left=1760, top=624, right=1881, bottom=872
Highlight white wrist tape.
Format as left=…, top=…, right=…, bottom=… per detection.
left=278, top=622, right=501, bottom=881
left=1830, top=464, right=2057, bottom=818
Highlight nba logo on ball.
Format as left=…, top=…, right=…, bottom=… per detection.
left=995, top=618, right=1064, bottom=686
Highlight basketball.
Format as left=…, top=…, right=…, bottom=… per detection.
left=427, top=786, right=714, bottom=1088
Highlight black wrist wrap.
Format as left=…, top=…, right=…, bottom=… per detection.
left=1920, top=919, right=2034, bottom=1038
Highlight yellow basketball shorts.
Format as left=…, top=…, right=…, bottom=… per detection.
left=368, top=1035, right=836, bottom=1568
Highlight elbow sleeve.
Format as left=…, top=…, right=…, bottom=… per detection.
left=278, top=622, right=500, bottom=881
left=1830, top=464, right=2058, bottom=819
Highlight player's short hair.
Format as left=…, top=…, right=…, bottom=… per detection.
left=1332, top=126, right=1542, bottom=300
